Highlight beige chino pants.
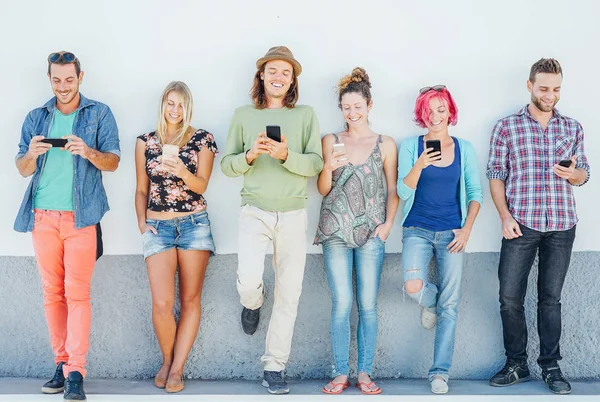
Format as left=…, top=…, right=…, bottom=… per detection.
left=237, top=204, right=307, bottom=372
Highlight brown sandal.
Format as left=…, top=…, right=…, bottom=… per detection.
left=154, top=375, right=167, bottom=389
left=165, top=375, right=184, bottom=393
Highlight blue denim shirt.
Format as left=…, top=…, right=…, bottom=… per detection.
left=14, top=93, right=120, bottom=232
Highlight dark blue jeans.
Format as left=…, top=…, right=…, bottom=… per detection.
left=498, top=223, right=576, bottom=369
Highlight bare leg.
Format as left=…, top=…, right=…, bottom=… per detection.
left=146, top=249, right=178, bottom=382
left=167, top=249, right=210, bottom=384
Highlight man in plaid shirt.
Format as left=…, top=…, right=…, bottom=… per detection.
left=487, top=58, right=590, bottom=395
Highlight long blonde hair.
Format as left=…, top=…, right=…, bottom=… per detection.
left=156, top=81, right=194, bottom=147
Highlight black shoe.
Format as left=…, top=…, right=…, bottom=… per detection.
left=41, top=362, right=66, bottom=394
left=542, top=366, right=572, bottom=395
left=64, top=371, right=86, bottom=401
left=489, top=361, right=531, bottom=387
left=262, top=370, right=289, bottom=394
left=241, top=306, right=260, bottom=335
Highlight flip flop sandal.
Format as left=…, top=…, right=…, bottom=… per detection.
left=356, top=380, right=382, bottom=395
left=322, top=380, right=351, bottom=394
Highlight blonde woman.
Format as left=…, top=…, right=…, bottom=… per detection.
left=134, top=81, right=218, bottom=393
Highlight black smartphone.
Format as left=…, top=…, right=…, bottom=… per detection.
left=41, top=138, right=68, bottom=147
left=425, top=140, right=442, bottom=159
left=266, top=125, right=281, bottom=142
left=558, top=159, right=572, bottom=168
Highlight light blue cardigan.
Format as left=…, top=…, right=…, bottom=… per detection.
left=397, top=136, right=483, bottom=227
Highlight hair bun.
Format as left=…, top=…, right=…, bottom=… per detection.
left=338, top=67, right=371, bottom=91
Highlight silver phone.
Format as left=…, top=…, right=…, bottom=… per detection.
left=333, top=142, right=348, bottom=161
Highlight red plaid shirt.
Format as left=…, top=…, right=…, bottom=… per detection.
left=486, top=106, right=590, bottom=232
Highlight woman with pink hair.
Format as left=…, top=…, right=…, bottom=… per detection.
left=397, top=86, right=483, bottom=394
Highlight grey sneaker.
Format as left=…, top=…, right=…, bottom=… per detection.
left=430, top=376, right=448, bottom=394
left=421, top=307, right=437, bottom=330
left=542, top=366, right=571, bottom=395
left=262, top=370, right=289, bottom=394
left=489, top=361, right=530, bottom=387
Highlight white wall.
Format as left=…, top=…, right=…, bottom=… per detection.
left=1, top=0, right=597, bottom=256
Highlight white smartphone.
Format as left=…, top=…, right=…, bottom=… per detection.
left=333, top=142, right=348, bottom=161
left=162, top=144, right=179, bottom=164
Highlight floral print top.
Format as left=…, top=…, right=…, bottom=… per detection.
left=138, top=129, right=218, bottom=212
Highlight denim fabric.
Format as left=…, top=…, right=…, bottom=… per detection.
left=322, top=235, right=385, bottom=376
left=14, top=94, right=120, bottom=232
left=498, top=223, right=576, bottom=369
left=401, top=227, right=464, bottom=381
left=142, top=211, right=216, bottom=259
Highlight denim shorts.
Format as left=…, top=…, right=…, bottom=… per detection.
left=141, top=211, right=216, bottom=259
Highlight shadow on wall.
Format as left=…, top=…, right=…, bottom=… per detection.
left=0, top=252, right=598, bottom=379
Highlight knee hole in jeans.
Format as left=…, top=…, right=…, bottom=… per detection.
left=405, top=279, right=423, bottom=294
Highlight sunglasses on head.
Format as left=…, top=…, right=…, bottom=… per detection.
left=48, top=52, right=77, bottom=63
left=419, top=85, right=447, bottom=94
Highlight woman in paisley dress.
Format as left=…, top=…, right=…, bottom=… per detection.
left=397, top=86, right=482, bottom=394
left=134, top=81, right=218, bottom=393
left=315, top=67, right=399, bottom=395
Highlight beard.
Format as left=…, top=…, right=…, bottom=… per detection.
left=531, top=94, right=558, bottom=113
left=55, top=90, right=78, bottom=105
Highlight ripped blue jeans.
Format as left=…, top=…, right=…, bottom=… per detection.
left=401, top=226, right=464, bottom=381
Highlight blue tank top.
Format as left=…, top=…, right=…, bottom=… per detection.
left=403, top=136, right=462, bottom=231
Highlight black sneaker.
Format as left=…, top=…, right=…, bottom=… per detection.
left=64, top=371, right=86, bottom=401
left=41, top=362, right=66, bottom=394
left=489, top=361, right=531, bottom=387
left=542, top=366, right=571, bottom=395
left=241, top=306, right=260, bottom=335
left=262, top=370, right=289, bottom=394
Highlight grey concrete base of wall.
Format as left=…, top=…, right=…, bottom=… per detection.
left=1, top=252, right=599, bottom=380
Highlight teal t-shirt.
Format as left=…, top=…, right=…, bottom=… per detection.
left=34, top=109, right=78, bottom=211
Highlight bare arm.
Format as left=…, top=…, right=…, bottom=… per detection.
left=171, top=147, right=215, bottom=195
left=134, top=139, right=153, bottom=234
left=317, top=134, right=348, bottom=196
left=372, top=137, right=400, bottom=240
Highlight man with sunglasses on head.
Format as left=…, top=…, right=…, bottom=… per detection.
left=14, top=51, right=120, bottom=401
left=487, top=58, right=590, bottom=395
left=221, top=46, right=323, bottom=394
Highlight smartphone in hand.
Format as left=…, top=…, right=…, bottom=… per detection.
left=162, top=144, right=179, bottom=165
left=266, top=125, right=281, bottom=142
left=41, top=138, right=68, bottom=147
left=425, top=140, right=442, bottom=160
left=558, top=159, right=572, bottom=168
left=333, top=142, right=348, bottom=161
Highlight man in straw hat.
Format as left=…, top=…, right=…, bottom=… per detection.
left=221, top=46, right=323, bottom=394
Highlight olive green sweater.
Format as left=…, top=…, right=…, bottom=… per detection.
left=220, top=105, right=324, bottom=211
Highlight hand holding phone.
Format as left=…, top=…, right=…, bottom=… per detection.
left=425, top=140, right=442, bottom=158
left=333, top=142, right=349, bottom=161
left=558, top=159, right=572, bottom=168
left=26, top=136, right=53, bottom=159
left=266, top=125, right=281, bottom=142
left=162, top=144, right=179, bottom=164
left=41, top=138, right=68, bottom=148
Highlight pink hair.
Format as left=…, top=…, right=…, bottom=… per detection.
left=413, top=88, right=459, bottom=128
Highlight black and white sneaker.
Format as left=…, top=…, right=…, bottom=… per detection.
left=489, top=361, right=531, bottom=387
left=63, top=371, right=86, bottom=401
left=241, top=306, right=260, bottom=335
left=542, top=366, right=571, bottom=395
left=41, top=362, right=65, bottom=394
left=262, top=370, right=290, bottom=394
